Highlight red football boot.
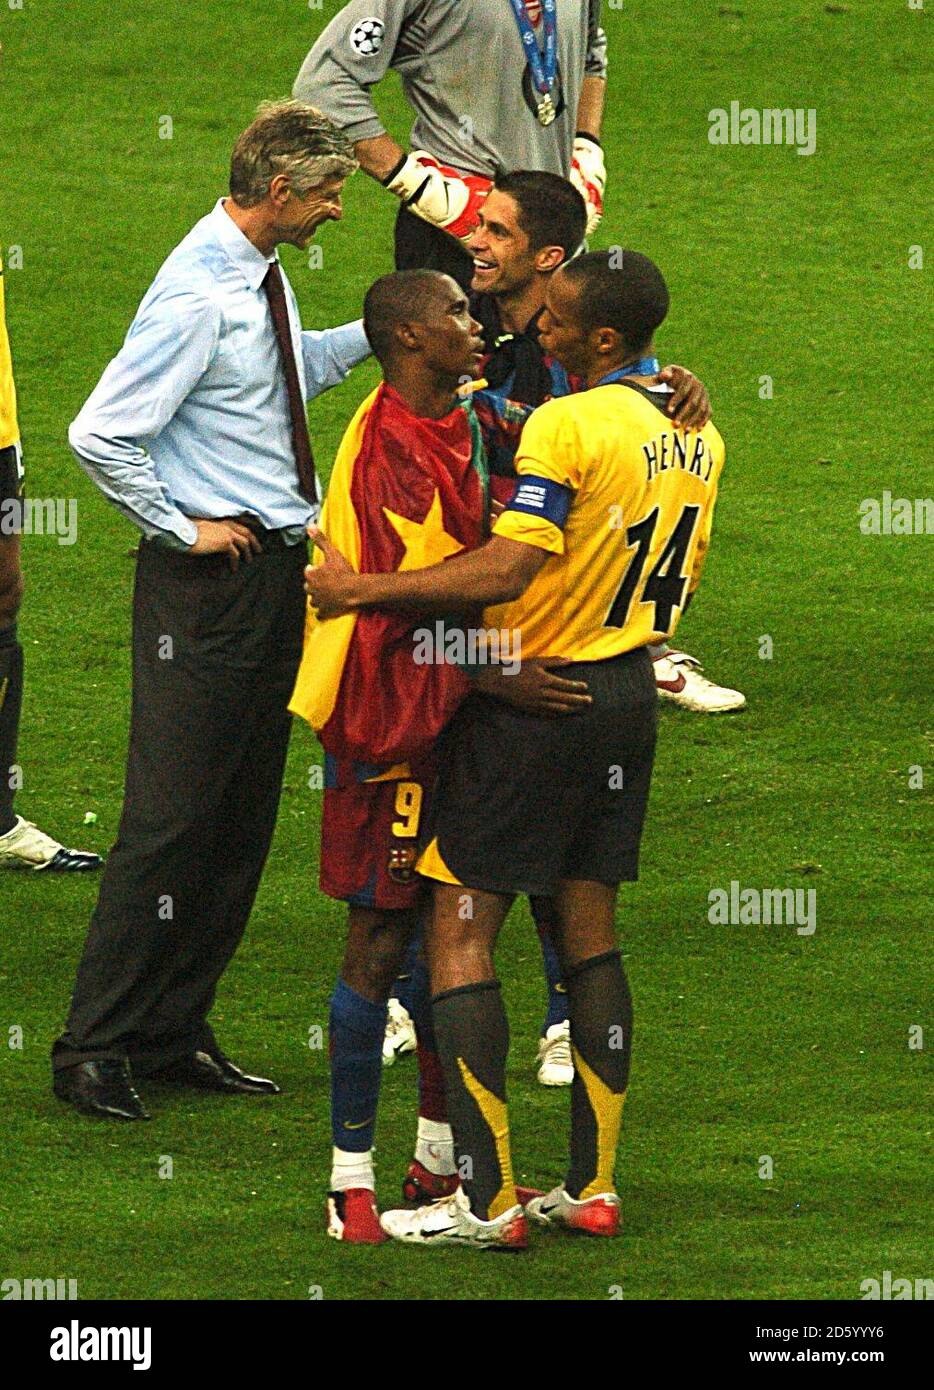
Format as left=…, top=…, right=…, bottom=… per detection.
left=515, top=1185, right=545, bottom=1207
left=402, top=1159, right=461, bottom=1204
left=326, top=1188, right=388, bottom=1244
left=524, top=1185, right=621, bottom=1237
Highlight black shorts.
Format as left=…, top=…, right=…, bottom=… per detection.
left=394, top=205, right=475, bottom=291
left=418, top=648, right=658, bottom=897
left=0, top=443, right=24, bottom=507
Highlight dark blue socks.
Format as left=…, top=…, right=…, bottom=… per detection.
left=329, top=978, right=387, bottom=1154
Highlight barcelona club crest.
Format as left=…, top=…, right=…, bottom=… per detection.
left=388, top=845, right=418, bottom=885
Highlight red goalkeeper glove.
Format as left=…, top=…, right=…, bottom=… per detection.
left=570, top=134, right=606, bottom=238
left=383, top=151, right=492, bottom=243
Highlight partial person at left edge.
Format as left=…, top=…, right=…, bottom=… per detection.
left=52, top=101, right=370, bottom=1122
left=0, top=252, right=102, bottom=872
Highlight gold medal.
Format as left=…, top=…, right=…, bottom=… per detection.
left=537, top=93, right=556, bottom=126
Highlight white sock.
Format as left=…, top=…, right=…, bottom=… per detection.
left=330, top=1146, right=375, bottom=1193
left=415, top=1118, right=456, bottom=1177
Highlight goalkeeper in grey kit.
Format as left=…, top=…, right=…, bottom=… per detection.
left=294, top=0, right=609, bottom=288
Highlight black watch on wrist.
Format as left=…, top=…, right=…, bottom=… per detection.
left=381, top=153, right=410, bottom=187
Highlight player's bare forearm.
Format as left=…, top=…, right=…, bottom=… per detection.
left=350, top=538, right=541, bottom=612
left=306, top=529, right=547, bottom=620
left=355, top=133, right=408, bottom=182
left=576, top=76, right=606, bottom=140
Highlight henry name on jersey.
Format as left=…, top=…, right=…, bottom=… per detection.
left=643, top=427, right=717, bottom=485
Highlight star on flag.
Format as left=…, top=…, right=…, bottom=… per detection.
left=383, top=489, right=464, bottom=572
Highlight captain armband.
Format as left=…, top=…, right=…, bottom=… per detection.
left=502, top=476, right=573, bottom=529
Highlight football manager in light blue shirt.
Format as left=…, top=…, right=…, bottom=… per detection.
left=53, top=100, right=370, bottom=1123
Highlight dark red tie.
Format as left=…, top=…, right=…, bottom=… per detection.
left=263, top=261, right=319, bottom=506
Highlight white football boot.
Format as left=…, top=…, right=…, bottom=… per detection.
left=380, top=1184, right=528, bottom=1251
left=382, top=996, right=417, bottom=1066
left=536, top=1020, right=574, bottom=1087
left=653, top=651, right=746, bottom=713
left=0, top=816, right=102, bottom=872
left=524, top=1185, right=621, bottom=1237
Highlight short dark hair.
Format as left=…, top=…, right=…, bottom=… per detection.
left=560, top=250, right=670, bottom=355
left=493, top=170, right=587, bottom=264
left=363, top=269, right=451, bottom=363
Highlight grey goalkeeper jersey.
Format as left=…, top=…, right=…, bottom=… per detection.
left=294, top=0, right=608, bottom=180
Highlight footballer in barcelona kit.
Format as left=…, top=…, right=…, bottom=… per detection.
left=289, top=273, right=493, bottom=1244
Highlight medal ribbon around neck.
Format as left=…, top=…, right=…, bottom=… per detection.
left=509, top=0, right=558, bottom=106
left=596, top=359, right=662, bottom=387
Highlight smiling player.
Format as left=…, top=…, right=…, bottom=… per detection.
left=468, top=172, right=745, bottom=714
left=295, top=0, right=609, bottom=288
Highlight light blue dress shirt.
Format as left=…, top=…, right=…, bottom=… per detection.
left=69, top=199, right=371, bottom=546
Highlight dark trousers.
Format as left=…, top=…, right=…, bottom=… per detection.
left=52, top=535, right=306, bottom=1075
left=394, top=204, right=475, bottom=291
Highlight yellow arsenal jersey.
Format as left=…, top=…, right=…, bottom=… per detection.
left=0, top=256, right=20, bottom=450
left=488, top=381, right=726, bottom=661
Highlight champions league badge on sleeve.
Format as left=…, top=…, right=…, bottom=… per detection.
left=349, top=17, right=385, bottom=57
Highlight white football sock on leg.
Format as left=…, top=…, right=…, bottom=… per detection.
left=415, top=1118, right=456, bottom=1176
left=330, top=1146, right=375, bottom=1193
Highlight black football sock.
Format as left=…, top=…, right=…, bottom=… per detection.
left=0, top=625, right=23, bottom=836
left=564, top=949, right=632, bottom=1201
left=432, top=980, right=517, bottom=1221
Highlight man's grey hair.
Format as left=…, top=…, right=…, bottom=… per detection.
left=229, top=99, right=357, bottom=207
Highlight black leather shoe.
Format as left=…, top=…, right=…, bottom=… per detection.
left=53, top=1059, right=150, bottom=1121
left=148, top=1050, right=280, bottom=1095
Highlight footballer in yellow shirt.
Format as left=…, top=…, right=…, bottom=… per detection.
left=487, top=377, right=723, bottom=662
left=306, top=251, right=727, bottom=1247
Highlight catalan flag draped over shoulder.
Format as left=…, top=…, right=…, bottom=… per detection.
left=289, top=383, right=488, bottom=766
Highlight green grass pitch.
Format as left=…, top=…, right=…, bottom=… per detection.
left=0, top=0, right=930, bottom=1301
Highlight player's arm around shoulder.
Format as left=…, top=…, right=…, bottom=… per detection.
left=302, top=399, right=587, bottom=619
